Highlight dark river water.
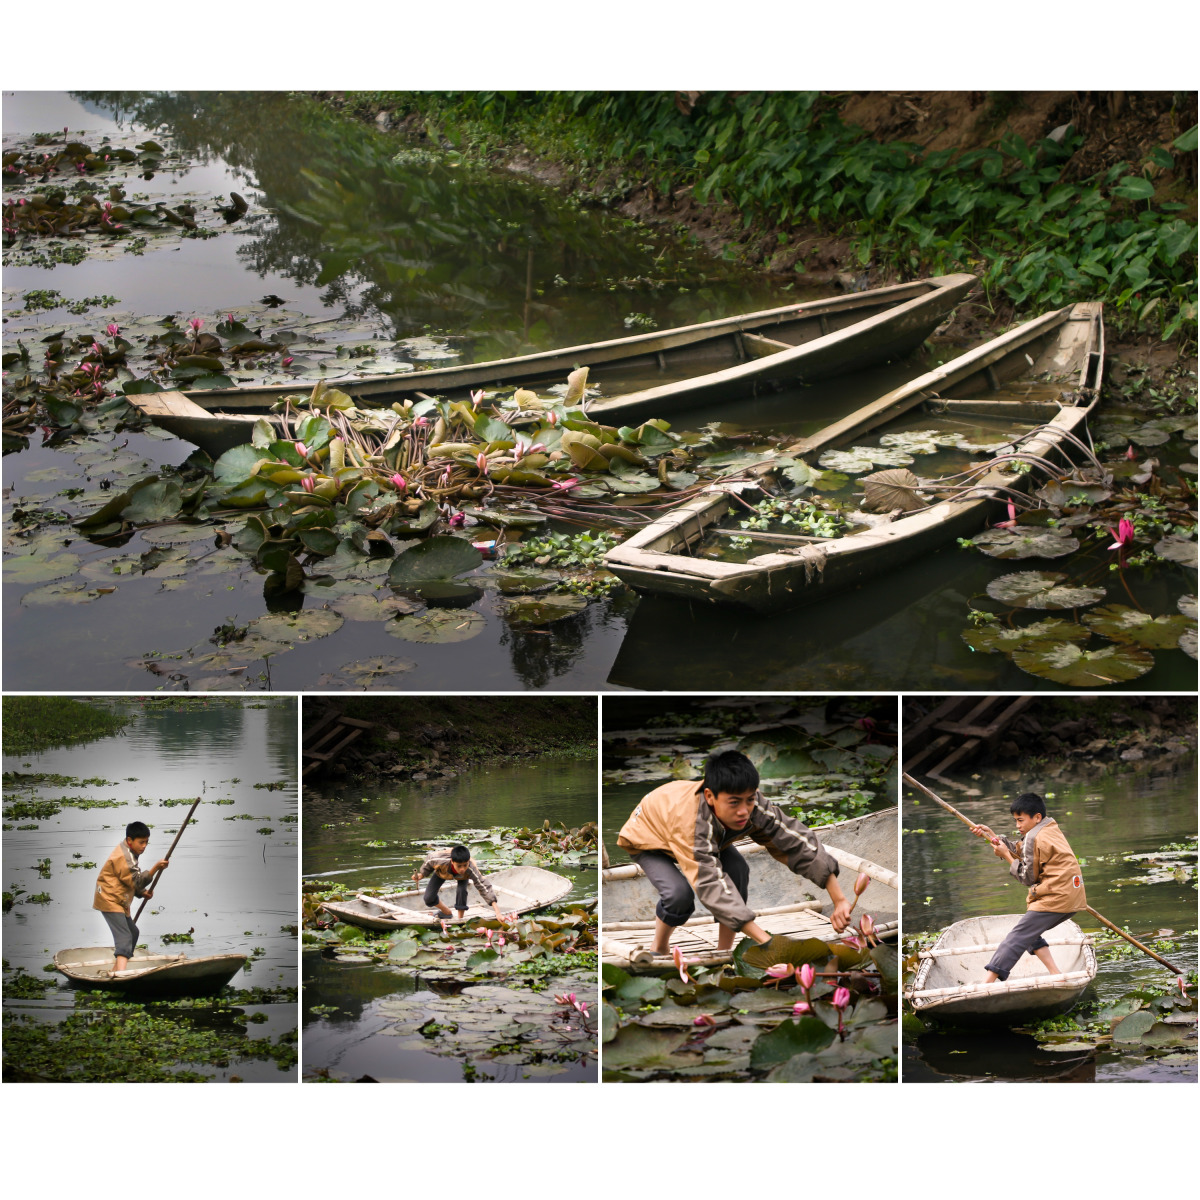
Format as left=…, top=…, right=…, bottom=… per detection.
left=1, top=697, right=298, bottom=1080
left=302, top=756, right=597, bottom=1081
left=902, top=760, right=1197, bottom=1082
left=3, top=91, right=1194, bottom=693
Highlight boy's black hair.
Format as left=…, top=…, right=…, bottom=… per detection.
left=1010, top=793, right=1046, bottom=818
left=450, top=844, right=471, bottom=863
left=702, top=750, right=759, bottom=797
left=125, top=820, right=151, bottom=840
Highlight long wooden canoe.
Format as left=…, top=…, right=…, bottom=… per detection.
left=54, top=946, right=247, bottom=997
left=906, top=914, right=1097, bottom=1023
left=601, top=807, right=898, bottom=970
left=320, top=864, right=573, bottom=930
left=129, top=275, right=974, bottom=456
left=603, top=302, right=1104, bottom=614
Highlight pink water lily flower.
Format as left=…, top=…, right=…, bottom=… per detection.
left=994, top=500, right=1019, bottom=529
left=798, top=963, right=815, bottom=991
left=188, top=318, right=204, bottom=334
left=300, top=476, right=315, bottom=493
left=551, top=477, right=579, bottom=492
left=281, top=356, right=294, bottom=368
left=1125, top=445, right=1137, bottom=460
left=106, top=323, right=120, bottom=338
left=854, top=872, right=871, bottom=898
left=295, top=442, right=309, bottom=459
left=548, top=410, right=559, bottom=426
left=841, top=933, right=864, bottom=951
left=390, top=473, right=407, bottom=491
left=448, top=511, right=466, bottom=528
left=860, top=914, right=877, bottom=946
left=672, top=946, right=691, bottom=984
left=440, top=920, right=449, bottom=935
left=575, top=1000, right=589, bottom=1017
left=832, top=986, right=851, bottom=1010
left=470, top=389, right=485, bottom=409
left=1108, top=517, right=1134, bottom=551
left=764, top=964, right=794, bottom=984
left=693, top=1014, right=717, bottom=1027
left=792, top=1000, right=811, bottom=1016
left=476, top=452, right=489, bottom=475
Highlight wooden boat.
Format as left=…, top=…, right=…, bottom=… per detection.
left=604, top=301, right=1104, bottom=615
left=320, top=864, right=573, bottom=930
left=601, top=807, right=898, bottom=970
left=906, top=914, right=1097, bottom=1023
left=54, top=946, right=247, bottom=997
left=127, top=275, right=974, bottom=456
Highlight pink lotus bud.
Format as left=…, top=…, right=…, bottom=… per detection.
left=693, top=1014, right=716, bottom=1027
left=551, top=477, right=579, bottom=492
left=188, top=318, right=203, bottom=333
left=440, top=920, right=449, bottom=935
left=390, top=473, right=407, bottom=491
left=553, top=993, right=569, bottom=1005
left=281, top=356, right=294, bottom=368
left=295, top=442, right=308, bottom=459
left=764, top=964, right=794, bottom=980
left=854, top=872, right=871, bottom=897
left=470, top=389, right=485, bottom=409
left=798, top=963, right=815, bottom=990
left=106, top=323, right=120, bottom=337
left=792, top=1001, right=811, bottom=1016
left=672, top=946, right=691, bottom=984
left=476, top=452, right=489, bottom=474
left=1107, top=517, right=1135, bottom=551
left=576, top=1001, right=589, bottom=1016
left=497, top=933, right=505, bottom=948
left=548, top=411, right=558, bottom=426
left=300, top=476, right=315, bottom=493
left=1125, top=445, right=1136, bottom=460
left=448, top=511, right=465, bottom=528
left=832, top=987, right=851, bottom=1010
left=566, top=993, right=575, bottom=1005
left=226, top=313, right=234, bottom=324
left=841, top=933, right=864, bottom=951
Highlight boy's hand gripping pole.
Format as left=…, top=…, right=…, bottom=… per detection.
left=133, top=796, right=202, bottom=922
left=902, top=773, right=1185, bottom=979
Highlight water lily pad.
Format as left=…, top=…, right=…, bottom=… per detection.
left=140, top=523, right=219, bottom=545
left=962, top=619, right=1092, bottom=655
left=971, top=529, right=1080, bottom=559
left=860, top=468, right=926, bottom=513
left=482, top=568, right=561, bottom=595
left=1179, top=628, right=1196, bottom=660
left=986, top=571, right=1106, bottom=610
left=21, top=581, right=106, bottom=606
left=387, top=536, right=482, bottom=590
left=3, top=552, right=81, bottom=583
left=248, top=609, right=344, bottom=642
left=500, top=593, right=589, bottom=628
left=818, top=449, right=877, bottom=474
left=1154, top=535, right=1197, bottom=568
left=602, top=1025, right=702, bottom=1071
left=748, top=1017, right=836, bottom=1069
left=1012, top=641, right=1155, bottom=685
left=387, top=609, right=486, bottom=644
left=1178, top=595, right=1197, bottom=620
left=1083, top=604, right=1195, bottom=649
left=878, top=429, right=960, bottom=453
left=1111, top=1009, right=1156, bottom=1041
left=334, top=593, right=421, bottom=621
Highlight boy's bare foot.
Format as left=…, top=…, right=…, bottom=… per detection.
left=649, top=917, right=673, bottom=956
left=1033, top=946, right=1060, bottom=975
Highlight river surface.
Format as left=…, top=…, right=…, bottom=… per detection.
left=1, top=696, right=298, bottom=1080
left=3, top=91, right=1194, bottom=693
left=302, top=756, right=597, bottom=1081
left=902, top=761, right=1197, bottom=1082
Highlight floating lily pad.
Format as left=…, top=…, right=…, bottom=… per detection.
left=1083, top=604, right=1195, bottom=649
left=748, top=1017, right=836, bottom=1069
left=1035, top=479, right=1112, bottom=507
left=602, top=1025, right=702, bottom=1071
left=986, top=571, right=1106, bottom=610
left=1179, top=628, right=1197, bottom=660
left=387, top=608, right=486, bottom=644
left=860, top=468, right=926, bottom=514
left=1012, top=641, right=1155, bottom=686
left=818, top=449, right=877, bottom=474
left=878, top=429, right=960, bottom=453
left=140, top=523, right=219, bottom=545
left=500, top=593, right=589, bottom=628
left=1178, top=595, right=1197, bottom=620
left=962, top=619, right=1092, bottom=655
left=3, top=552, right=81, bottom=583
left=21, top=581, right=106, bottom=606
left=971, top=529, right=1081, bottom=559
left=386, top=536, right=482, bottom=592
left=333, top=593, right=421, bottom=621
left=249, top=609, right=344, bottom=642
left=1111, top=1009, right=1156, bottom=1041
left=1154, top=535, right=1197, bottom=568
left=483, top=568, right=561, bottom=595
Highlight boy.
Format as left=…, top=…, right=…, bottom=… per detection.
left=970, top=792, right=1086, bottom=982
left=93, top=821, right=170, bottom=975
left=412, top=844, right=512, bottom=923
left=616, top=750, right=852, bottom=955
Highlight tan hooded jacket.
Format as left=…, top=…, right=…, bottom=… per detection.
left=93, top=842, right=155, bottom=915
left=415, top=850, right=497, bottom=906
left=999, top=817, right=1086, bottom=912
left=616, top=779, right=839, bottom=931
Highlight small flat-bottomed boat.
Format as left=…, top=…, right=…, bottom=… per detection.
left=128, top=275, right=974, bottom=456
left=54, top=946, right=248, bottom=997
left=906, top=914, right=1097, bottom=1023
left=601, top=807, right=898, bottom=970
left=604, top=301, right=1104, bottom=614
left=320, top=864, right=573, bottom=930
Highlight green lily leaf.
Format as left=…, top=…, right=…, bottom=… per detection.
left=1083, top=604, right=1195, bottom=649
left=986, top=571, right=1106, bottom=610
left=971, top=529, right=1080, bottom=559
left=1012, top=640, right=1155, bottom=685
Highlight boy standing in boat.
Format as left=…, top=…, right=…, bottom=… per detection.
left=93, top=821, right=170, bottom=976
left=970, top=793, right=1086, bottom=982
left=617, top=750, right=852, bottom=955
left=413, top=845, right=512, bottom=923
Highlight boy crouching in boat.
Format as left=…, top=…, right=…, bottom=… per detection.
left=970, top=792, right=1086, bottom=983
left=413, top=845, right=512, bottom=923
left=617, top=750, right=852, bottom=956
left=93, top=821, right=170, bottom=976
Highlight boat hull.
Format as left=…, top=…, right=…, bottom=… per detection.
left=605, top=303, right=1104, bottom=614
left=320, top=864, right=573, bottom=930
left=907, top=914, right=1097, bottom=1023
left=54, top=947, right=247, bottom=997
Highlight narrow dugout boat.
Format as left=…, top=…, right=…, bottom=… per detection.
left=604, top=301, right=1104, bottom=615
left=601, top=807, right=898, bottom=970
left=54, top=946, right=247, bottom=997
left=127, top=274, right=974, bottom=456
left=320, top=864, right=573, bottom=931
left=906, top=914, right=1097, bottom=1023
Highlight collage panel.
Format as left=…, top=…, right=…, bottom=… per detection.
left=1, top=694, right=299, bottom=1082
left=301, top=694, right=598, bottom=1082
left=601, top=694, right=899, bottom=1082
left=901, top=694, right=1198, bottom=1083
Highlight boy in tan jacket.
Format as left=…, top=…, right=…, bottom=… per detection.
left=617, top=750, right=851, bottom=955
left=93, top=821, right=170, bottom=974
left=970, top=792, right=1086, bottom=982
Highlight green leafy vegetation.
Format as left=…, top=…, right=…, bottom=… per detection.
left=0, top=697, right=130, bottom=754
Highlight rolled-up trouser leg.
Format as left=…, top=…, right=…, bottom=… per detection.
left=423, top=876, right=444, bottom=908
left=454, top=879, right=470, bottom=911
left=984, top=910, right=1073, bottom=980
left=101, top=911, right=139, bottom=959
left=633, top=851, right=695, bottom=927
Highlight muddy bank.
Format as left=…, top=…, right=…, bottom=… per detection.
left=303, top=696, right=596, bottom=784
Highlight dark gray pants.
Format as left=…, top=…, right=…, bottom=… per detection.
left=985, top=910, right=1074, bottom=980
left=101, top=911, right=139, bottom=958
left=633, top=846, right=750, bottom=927
left=424, top=875, right=469, bottom=912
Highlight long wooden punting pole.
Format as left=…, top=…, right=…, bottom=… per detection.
left=902, top=773, right=1185, bottom=977
left=133, top=797, right=202, bottom=922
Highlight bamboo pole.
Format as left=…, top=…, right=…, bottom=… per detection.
left=902, top=773, right=1186, bottom=977
left=133, top=797, right=202, bottom=921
